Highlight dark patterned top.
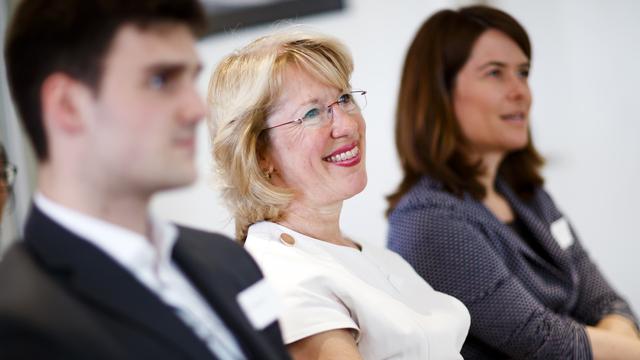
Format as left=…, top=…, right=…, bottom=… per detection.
left=387, top=176, right=638, bottom=359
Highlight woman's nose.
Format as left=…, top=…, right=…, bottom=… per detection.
left=330, top=106, right=360, bottom=138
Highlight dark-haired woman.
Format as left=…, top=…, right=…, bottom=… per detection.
left=387, top=5, right=639, bottom=359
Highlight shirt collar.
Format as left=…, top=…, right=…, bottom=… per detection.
left=34, top=192, right=178, bottom=276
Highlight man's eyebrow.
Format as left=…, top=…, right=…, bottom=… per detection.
left=144, top=62, right=202, bottom=77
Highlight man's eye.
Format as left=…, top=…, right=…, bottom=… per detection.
left=149, top=72, right=175, bottom=90
left=150, top=74, right=167, bottom=89
left=302, top=108, right=321, bottom=121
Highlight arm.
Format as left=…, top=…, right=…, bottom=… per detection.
left=596, top=314, right=639, bottom=339
left=568, top=227, right=639, bottom=331
left=586, top=326, right=640, bottom=360
left=288, top=329, right=362, bottom=360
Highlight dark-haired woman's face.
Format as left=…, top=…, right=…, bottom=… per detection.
left=453, top=29, right=531, bottom=159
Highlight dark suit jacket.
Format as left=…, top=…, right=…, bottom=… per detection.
left=388, top=176, right=638, bottom=359
left=0, top=206, right=291, bottom=360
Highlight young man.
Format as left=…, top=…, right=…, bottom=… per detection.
left=0, top=1, right=290, bottom=359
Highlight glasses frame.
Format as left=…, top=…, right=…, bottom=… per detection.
left=264, top=90, right=367, bottom=131
left=1, top=163, right=17, bottom=190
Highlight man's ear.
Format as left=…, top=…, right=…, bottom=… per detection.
left=40, top=73, right=94, bottom=134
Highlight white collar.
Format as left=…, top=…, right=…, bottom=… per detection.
left=247, top=221, right=365, bottom=256
left=34, top=192, right=178, bottom=275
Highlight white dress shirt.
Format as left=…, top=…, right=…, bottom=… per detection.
left=35, top=193, right=246, bottom=360
left=245, top=221, right=471, bottom=359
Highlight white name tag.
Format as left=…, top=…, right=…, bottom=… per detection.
left=550, top=217, right=574, bottom=250
left=236, top=278, right=281, bottom=330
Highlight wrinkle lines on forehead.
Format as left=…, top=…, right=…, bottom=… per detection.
left=275, top=68, right=343, bottom=121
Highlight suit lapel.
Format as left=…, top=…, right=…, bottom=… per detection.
left=24, top=207, right=216, bottom=360
left=172, top=234, right=281, bottom=360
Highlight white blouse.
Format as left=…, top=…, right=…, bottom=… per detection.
left=245, top=221, right=470, bottom=360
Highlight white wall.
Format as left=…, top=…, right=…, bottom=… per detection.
left=494, top=0, right=640, bottom=316
left=152, top=0, right=640, bottom=314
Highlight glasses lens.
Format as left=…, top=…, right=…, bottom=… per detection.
left=3, top=164, right=16, bottom=188
left=302, top=111, right=331, bottom=128
left=354, top=91, right=367, bottom=111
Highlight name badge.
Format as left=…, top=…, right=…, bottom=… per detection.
left=550, top=217, right=574, bottom=250
left=237, top=278, right=281, bottom=330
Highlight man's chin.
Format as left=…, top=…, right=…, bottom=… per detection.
left=155, top=170, right=198, bottom=192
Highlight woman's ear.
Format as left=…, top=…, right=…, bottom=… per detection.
left=259, top=153, right=275, bottom=179
left=258, top=136, right=276, bottom=179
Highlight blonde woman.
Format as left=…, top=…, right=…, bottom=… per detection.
left=208, top=29, right=470, bottom=359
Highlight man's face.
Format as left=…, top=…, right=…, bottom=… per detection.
left=84, top=24, right=204, bottom=195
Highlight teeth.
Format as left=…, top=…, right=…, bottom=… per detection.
left=326, top=146, right=359, bottom=163
left=504, top=113, right=525, bottom=120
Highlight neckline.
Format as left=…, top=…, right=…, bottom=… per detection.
left=266, top=221, right=364, bottom=253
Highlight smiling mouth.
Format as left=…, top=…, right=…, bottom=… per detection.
left=500, top=112, right=527, bottom=121
left=323, top=145, right=360, bottom=163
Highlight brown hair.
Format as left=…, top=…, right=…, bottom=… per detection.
left=387, top=5, right=544, bottom=214
left=4, top=0, right=206, bottom=161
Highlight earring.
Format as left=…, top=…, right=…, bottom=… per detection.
left=264, top=166, right=274, bottom=179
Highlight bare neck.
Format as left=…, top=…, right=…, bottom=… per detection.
left=38, top=164, right=151, bottom=237
left=477, top=152, right=503, bottom=197
left=278, top=200, right=357, bottom=249
left=476, top=152, right=515, bottom=222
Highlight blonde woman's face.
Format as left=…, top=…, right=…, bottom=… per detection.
left=453, top=29, right=531, bottom=158
left=263, top=65, right=367, bottom=208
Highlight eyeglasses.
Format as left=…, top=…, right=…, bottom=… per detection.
left=264, top=90, right=367, bottom=131
left=1, top=163, right=17, bottom=190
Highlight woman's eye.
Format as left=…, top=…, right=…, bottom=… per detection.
left=487, top=69, right=502, bottom=78
left=518, top=69, right=530, bottom=79
left=338, top=93, right=353, bottom=104
left=302, top=108, right=321, bottom=121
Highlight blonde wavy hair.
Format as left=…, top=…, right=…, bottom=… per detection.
left=207, top=28, right=354, bottom=242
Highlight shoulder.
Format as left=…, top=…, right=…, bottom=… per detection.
left=388, top=177, right=487, bottom=240
left=393, top=176, right=463, bottom=212
left=174, top=224, right=263, bottom=281
left=244, top=222, right=324, bottom=279
left=389, top=176, right=482, bottom=227
left=0, top=242, right=51, bottom=305
left=244, top=222, right=348, bottom=298
left=176, top=224, right=239, bottom=249
left=0, top=244, right=77, bottom=351
left=386, top=179, right=512, bottom=280
left=176, top=224, right=246, bottom=258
